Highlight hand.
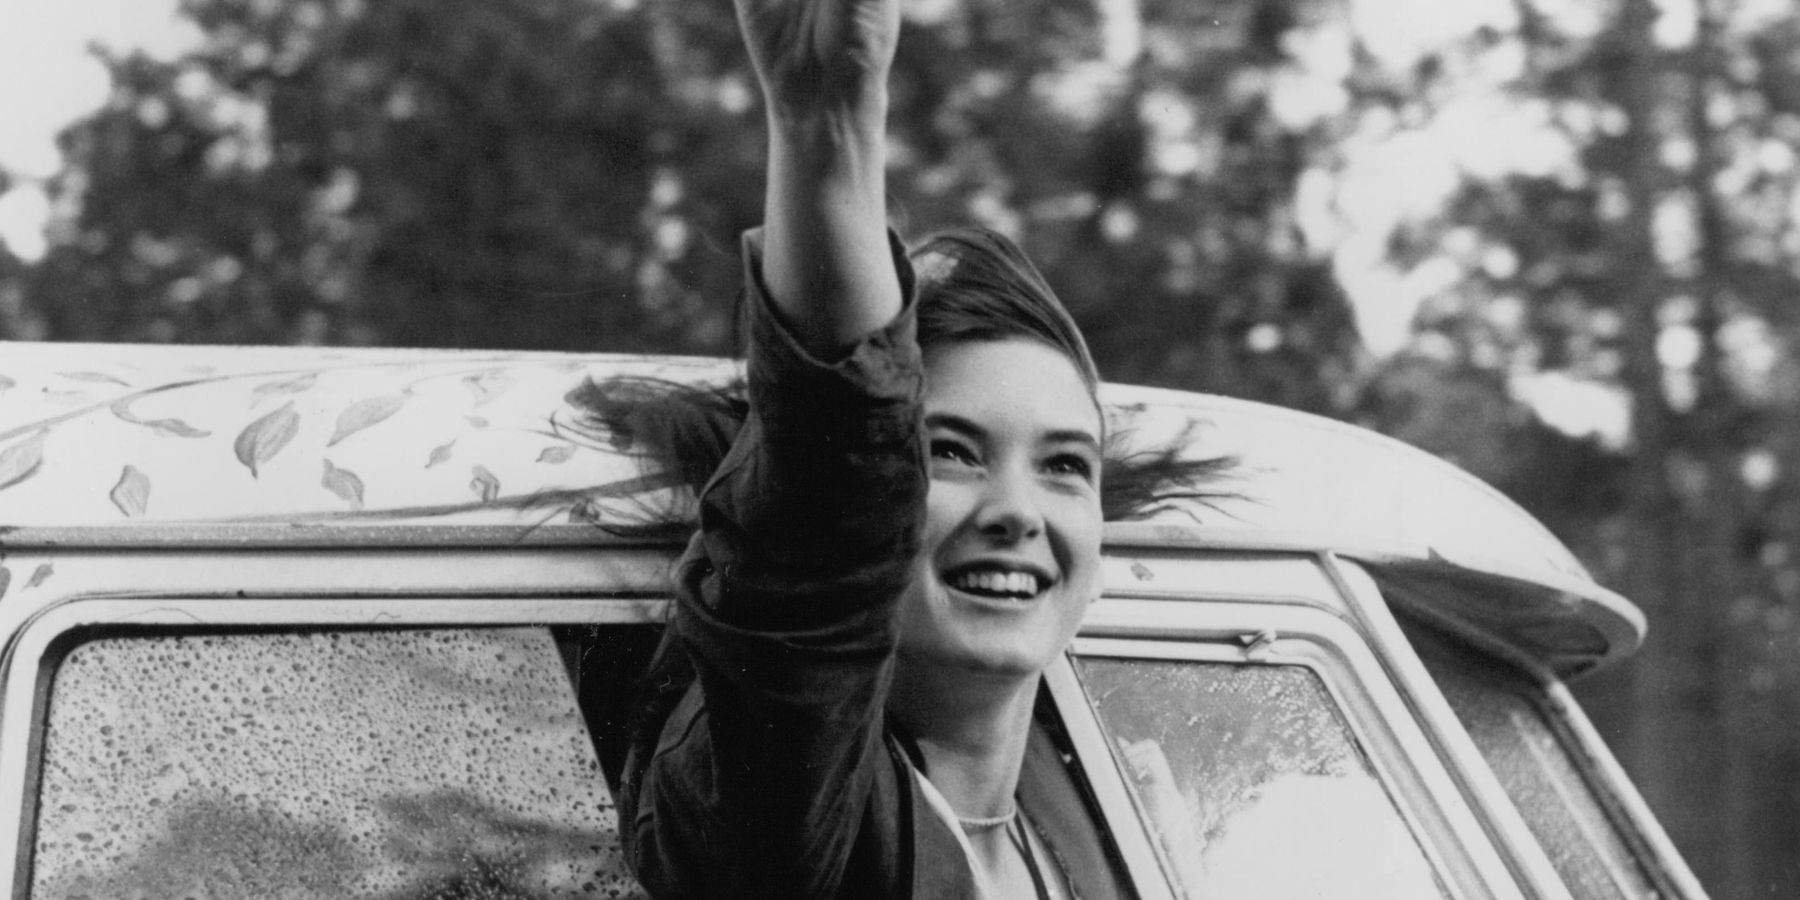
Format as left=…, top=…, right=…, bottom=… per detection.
left=735, top=0, right=899, bottom=117
left=735, top=0, right=902, bottom=352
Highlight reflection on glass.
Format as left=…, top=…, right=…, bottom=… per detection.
left=1422, top=653, right=1659, bottom=900
left=1078, top=657, right=1448, bottom=900
left=33, top=628, right=644, bottom=899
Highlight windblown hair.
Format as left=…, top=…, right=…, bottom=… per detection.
left=563, top=226, right=1237, bottom=532
left=912, top=228, right=1099, bottom=393
left=582, top=226, right=1238, bottom=797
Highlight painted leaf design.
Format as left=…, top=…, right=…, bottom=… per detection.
left=0, top=430, right=47, bottom=492
left=536, top=445, right=577, bottom=464
left=426, top=440, right=456, bottom=468
left=234, top=403, right=299, bottom=478
left=111, top=398, right=210, bottom=438
left=470, top=465, right=500, bottom=503
left=466, top=416, right=489, bottom=429
left=462, top=370, right=513, bottom=407
left=0, top=567, right=9, bottom=601
left=251, top=372, right=318, bottom=404
left=24, top=563, right=52, bottom=590
left=59, top=370, right=133, bottom=387
left=321, top=459, right=365, bottom=510
left=150, top=418, right=209, bottom=438
left=328, top=395, right=406, bottom=446
left=110, top=466, right=151, bottom=517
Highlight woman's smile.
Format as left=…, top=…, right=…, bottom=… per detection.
left=946, top=568, right=1044, bottom=601
left=942, top=559, right=1055, bottom=601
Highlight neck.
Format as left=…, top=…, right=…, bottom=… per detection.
left=889, top=661, right=1040, bottom=820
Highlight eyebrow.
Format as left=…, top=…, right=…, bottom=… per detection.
left=924, top=413, right=1102, bottom=454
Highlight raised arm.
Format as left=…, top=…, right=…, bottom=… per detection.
left=735, top=0, right=902, bottom=353
left=618, top=6, right=922, bottom=896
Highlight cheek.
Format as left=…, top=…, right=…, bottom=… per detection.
left=1051, top=503, right=1104, bottom=612
left=1056, top=498, right=1104, bottom=566
left=918, top=480, right=971, bottom=553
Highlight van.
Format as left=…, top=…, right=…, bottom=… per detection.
left=0, top=341, right=1707, bottom=899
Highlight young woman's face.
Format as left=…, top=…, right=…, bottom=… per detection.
left=897, top=338, right=1105, bottom=680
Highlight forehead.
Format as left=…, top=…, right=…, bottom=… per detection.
left=922, top=340, right=1102, bottom=438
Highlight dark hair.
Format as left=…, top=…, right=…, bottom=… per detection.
left=912, top=227, right=1099, bottom=394
left=563, top=226, right=1236, bottom=530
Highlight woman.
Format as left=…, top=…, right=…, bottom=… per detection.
left=603, top=1, right=1224, bottom=896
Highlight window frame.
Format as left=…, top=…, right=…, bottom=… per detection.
left=1406, top=626, right=1664, bottom=899
left=1388, top=600, right=1711, bottom=900
left=1335, top=553, right=1709, bottom=900
left=1060, top=593, right=1533, bottom=900
left=0, top=593, right=665, bottom=898
left=1530, top=677, right=1706, bottom=899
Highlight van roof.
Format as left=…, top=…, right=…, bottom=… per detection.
left=0, top=342, right=1640, bottom=674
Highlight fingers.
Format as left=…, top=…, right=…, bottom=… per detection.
left=736, top=0, right=898, bottom=114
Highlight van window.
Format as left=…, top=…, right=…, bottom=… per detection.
left=30, top=627, right=646, bottom=899
left=1406, top=627, right=1660, bottom=900
left=1076, top=656, right=1449, bottom=900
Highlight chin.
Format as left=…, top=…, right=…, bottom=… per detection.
left=901, top=635, right=1055, bottom=682
left=896, top=586, right=1078, bottom=681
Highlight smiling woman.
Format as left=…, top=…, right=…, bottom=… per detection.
left=583, top=220, right=1230, bottom=898
left=584, top=1, right=1231, bottom=897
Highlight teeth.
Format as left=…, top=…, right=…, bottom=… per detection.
left=951, top=570, right=1040, bottom=597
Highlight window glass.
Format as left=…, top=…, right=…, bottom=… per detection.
left=1077, top=656, right=1449, bottom=900
left=32, top=628, right=646, bottom=900
left=1417, top=645, right=1659, bottom=900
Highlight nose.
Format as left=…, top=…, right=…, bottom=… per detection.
left=975, top=464, right=1044, bottom=544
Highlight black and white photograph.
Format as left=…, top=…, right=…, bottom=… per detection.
left=0, top=0, right=1790, bottom=897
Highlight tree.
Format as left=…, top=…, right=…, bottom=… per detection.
left=10, top=0, right=1363, bottom=410
left=17, top=0, right=758, bottom=352
left=1346, top=0, right=1800, bottom=892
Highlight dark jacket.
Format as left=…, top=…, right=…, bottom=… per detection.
left=618, top=232, right=1132, bottom=900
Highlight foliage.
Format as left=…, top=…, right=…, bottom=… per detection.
left=4, top=0, right=1361, bottom=411
left=1327, top=0, right=1800, bottom=893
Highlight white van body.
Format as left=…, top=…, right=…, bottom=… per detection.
left=0, top=342, right=1705, bottom=899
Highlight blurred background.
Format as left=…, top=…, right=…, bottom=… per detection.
left=1, top=0, right=1797, bottom=895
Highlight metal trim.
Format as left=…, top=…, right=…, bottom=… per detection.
left=0, top=521, right=1645, bottom=671
left=1042, top=657, right=1177, bottom=900
left=1103, top=523, right=1645, bottom=663
left=1381, top=564, right=1711, bottom=900
left=1074, top=598, right=1528, bottom=900
left=1538, top=680, right=1712, bottom=900
left=1321, top=554, right=1576, bottom=900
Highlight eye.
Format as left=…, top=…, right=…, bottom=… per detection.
left=929, top=438, right=979, bottom=467
left=1043, top=453, right=1095, bottom=481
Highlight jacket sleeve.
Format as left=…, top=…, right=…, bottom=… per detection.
left=622, top=228, right=926, bottom=900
